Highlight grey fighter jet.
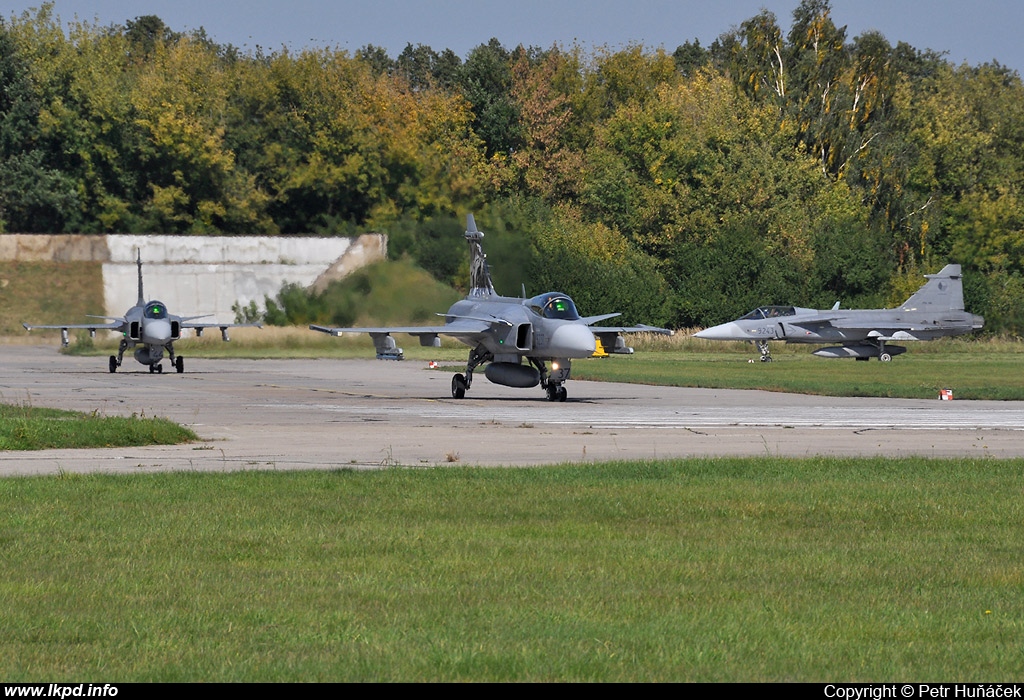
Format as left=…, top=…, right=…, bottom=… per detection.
left=693, top=264, right=984, bottom=362
left=24, top=251, right=258, bottom=373
left=311, top=214, right=671, bottom=401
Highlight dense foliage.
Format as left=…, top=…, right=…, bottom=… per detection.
left=3, top=2, right=1024, bottom=331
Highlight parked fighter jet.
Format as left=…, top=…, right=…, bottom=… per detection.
left=693, top=264, right=984, bottom=362
left=311, top=214, right=671, bottom=401
left=24, top=251, right=258, bottom=373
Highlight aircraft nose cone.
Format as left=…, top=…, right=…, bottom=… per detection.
left=142, top=319, right=172, bottom=344
left=548, top=323, right=597, bottom=358
left=694, top=322, right=749, bottom=340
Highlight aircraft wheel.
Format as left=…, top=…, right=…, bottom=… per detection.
left=148, top=364, right=155, bottom=374
left=546, top=385, right=558, bottom=401
left=557, top=386, right=567, bottom=402
left=175, top=356, right=184, bottom=373
left=109, top=356, right=118, bottom=373
left=451, top=373, right=467, bottom=399
left=879, top=353, right=892, bottom=362
left=760, top=355, right=772, bottom=363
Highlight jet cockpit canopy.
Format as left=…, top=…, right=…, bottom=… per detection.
left=528, top=292, right=580, bottom=321
left=144, top=301, right=168, bottom=319
left=741, top=306, right=796, bottom=321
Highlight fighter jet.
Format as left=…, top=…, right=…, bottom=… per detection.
left=311, top=214, right=671, bottom=401
left=23, top=251, right=258, bottom=373
left=693, top=264, right=984, bottom=362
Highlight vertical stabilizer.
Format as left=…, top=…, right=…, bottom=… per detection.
left=900, top=264, right=964, bottom=311
left=465, top=213, right=496, bottom=297
left=136, top=249, right=145, bottom=305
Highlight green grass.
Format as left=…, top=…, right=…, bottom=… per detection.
left=1, top=459, right=1022, bottom=681
left=573, top=350, right=1024, bottom=400
left=0, top=404, right=197, bottom=450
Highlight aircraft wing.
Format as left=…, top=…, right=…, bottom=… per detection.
left=179, top=321, right=261, bottom=341
left=588, top=324, right=673, bottom=356
left=581, top=313, right=621, bottom=325
left=23, top=319, right=127, bottom=347
left=23, top=320, right=126, bottom=332
left=588, top=323, right=673, bottom=335
left=788, top=316, right=953, bottom=341
left=179, top=321, right=262, bottom=329
left=311, top=319, right=493, bottom=359
left=310, top=319, right=491, bottom=338
left=785, top=318, right=840, bottom=331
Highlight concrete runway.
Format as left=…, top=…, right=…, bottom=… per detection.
left=1, top=345, right=1023, bottom=476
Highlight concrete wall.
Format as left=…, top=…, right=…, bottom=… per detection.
left=0, top=234, right=386, bottom=320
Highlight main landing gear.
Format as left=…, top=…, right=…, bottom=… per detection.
left=110, top=338, right=129, bottom=373
left=852, top=339, right=896, bottom=362
left=450, top=346, right=490, bottom=399
left=448, top=347, right=569, bottom=401
left=451, top=372, right=469, bottom=399
left=167, top=346, right=184, bottom=373
left=108, top=341, right=186, bottom=373
left=148, top=357, right=185, bottom=373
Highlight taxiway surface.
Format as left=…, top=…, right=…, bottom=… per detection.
left=1, top=346, right=1022, bottom=476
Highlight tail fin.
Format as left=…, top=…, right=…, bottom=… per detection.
left=465, top=213, right=496, bottom=297
left=900, top=264, right=964, bottom=312
left=136, top=249, right=145, bottom=305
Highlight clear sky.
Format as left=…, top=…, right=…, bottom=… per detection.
left=13, top=0, right=1024, bottom=73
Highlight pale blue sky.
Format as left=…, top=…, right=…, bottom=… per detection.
left=13, top=1, right=1024, bottom=72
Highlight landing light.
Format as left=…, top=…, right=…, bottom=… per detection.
left=552, top=361, right=560, bottom=370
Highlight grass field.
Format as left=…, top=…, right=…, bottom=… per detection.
left=6, top=303, right=1024, bottom=680
left=2, top=459, right=1022, bottom=682
left=0, top=404, right=196, bottom=450
left=573, top=349, right=1024, bottom=400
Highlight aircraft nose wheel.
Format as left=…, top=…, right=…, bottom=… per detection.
left=108, top=356, right=118, bottom=373
left=546, top=385, right=567, bottom=402
left=149, top=363, right=163, bottom=374
left=451, top=373, right=467, bottom=399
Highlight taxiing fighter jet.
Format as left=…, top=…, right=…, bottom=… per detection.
left=311, top=214, right=671, bottom=401
left=24, top=251, right=258, bottom=373
left=693, top=264, right=984, bottom=362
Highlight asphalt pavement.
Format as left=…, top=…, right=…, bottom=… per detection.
left=1, top=346, right=1021, bottom=476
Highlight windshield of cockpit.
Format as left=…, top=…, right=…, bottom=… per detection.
left=144, top=302, right=167, bottom=319
left=529, top=292, right=580, bottom=320
left=740, top=306, right=796, bottom=320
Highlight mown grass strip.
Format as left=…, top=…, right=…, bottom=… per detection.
left=0, top=404, right=197, bottom=450
left=1, top=458, right=1022, bottom=681
left=573, top=350, right=1024, bottom=400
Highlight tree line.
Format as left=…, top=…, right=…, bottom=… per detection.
left=3, top=1, right=1024, bottom=332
